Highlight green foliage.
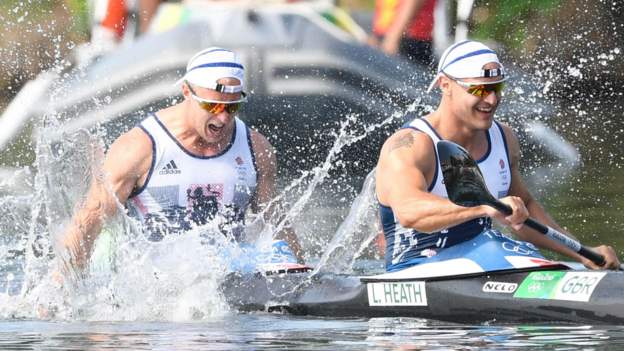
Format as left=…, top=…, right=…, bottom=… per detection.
left=1, top=0, right=61, bottom=20
left=471, top=0, right=562, bottom=51
left=337, top=0, right=375, bottom=11
left=65, top=0, right=90, bottom=35
left=0, top=0, right=89, bottom=35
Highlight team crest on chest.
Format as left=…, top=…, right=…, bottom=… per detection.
left=235, top=155, right=249, bottom=182
left=186, top=184, right=223, bottom=210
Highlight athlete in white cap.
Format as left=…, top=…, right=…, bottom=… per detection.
left=375, top=40, right=619, bottom=272
left=61, top=47, right=303, bottom=271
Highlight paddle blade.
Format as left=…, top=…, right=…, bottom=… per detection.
left=437, top=140, right=495, bottom=207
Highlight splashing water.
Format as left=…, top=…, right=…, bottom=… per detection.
left=0, top=69, right=589, bottom=320
left=0, top=114, right=243, bottom=320
left=0, top=87, right=417, bottom=321
left=313, top=169, right=379, bottom=275
left=3, top=0, right=614, bottom=325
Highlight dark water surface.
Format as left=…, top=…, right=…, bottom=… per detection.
left=541, top=100, right=624, bottom=255
left=2, top=316, right=624, bottom=350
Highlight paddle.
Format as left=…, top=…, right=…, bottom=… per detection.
left=436, top=140, right=606, bottom=267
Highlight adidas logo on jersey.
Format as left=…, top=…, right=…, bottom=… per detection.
left=159, top=160, right=182, bottom=175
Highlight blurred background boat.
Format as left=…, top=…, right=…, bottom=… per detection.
left=0, top=0, right=577, bottom=196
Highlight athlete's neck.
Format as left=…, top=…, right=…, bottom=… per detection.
left=155, top=106, right=233, bottom=157
left=426, top=110, right=489, bottom=158
left=190, top=137, right=229, bottom=156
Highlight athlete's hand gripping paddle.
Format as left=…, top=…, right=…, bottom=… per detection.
left=437, top=140, right=606, bottom=267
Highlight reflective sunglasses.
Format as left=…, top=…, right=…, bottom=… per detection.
left=186, top=82, right=246, bottom=114
left=448, top=76, right=505, bottom=98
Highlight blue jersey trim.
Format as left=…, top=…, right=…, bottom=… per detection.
left=475, top=129, right=492, bottom=163
left=431, top=141, right=439, bottom=192
left=494, top=120, right=511, bottom=172
left=246, top=126, right=259, bottom=174
left=379, top=203, right=395, bottom=266
left=418, top=119, right=442, bottom=192
left=420, top=118, right=443, bottom=140
left=151, top=113, right=236, bottom=159
left=129, top=125, right=157, bottom=199
left=419, top=119, right=446, bottom=190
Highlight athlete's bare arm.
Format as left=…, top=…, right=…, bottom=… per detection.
left=250, top=130, right=304, bottom=262
left=501, top=123, right=619, bottom=269
left=376, top=129, right=498, bottom=233
left=62, top=127, right=153, bottom=270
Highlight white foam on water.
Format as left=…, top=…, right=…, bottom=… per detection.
left=66, top=225, right=233, bottom=321
left=0, top=100, right=410, bottom=320
left=0, top=119, right=237, bottom=321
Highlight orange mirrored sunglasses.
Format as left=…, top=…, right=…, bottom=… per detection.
left=186, top=83, right=246, bottom=114
left=453, top=79, right=505, bottom=98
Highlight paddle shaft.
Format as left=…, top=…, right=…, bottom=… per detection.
left=489, top=200, right=606, bottom=266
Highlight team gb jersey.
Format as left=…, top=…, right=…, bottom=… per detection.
left=127, top=114, right=258, bottom=241
left=380, top=117, right=512, bottom=271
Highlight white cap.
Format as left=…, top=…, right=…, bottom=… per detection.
left=177, top=47, right=245, bottom=94
left=427, top=40, right=506, bottom=93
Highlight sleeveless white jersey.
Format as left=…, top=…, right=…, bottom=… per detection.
left=380, top=117, right=511, bottom=271
left=409, top=118, right=511, bottom=199
left=127, top=114, right=258, bottom=241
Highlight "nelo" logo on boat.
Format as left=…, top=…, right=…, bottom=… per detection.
left=482, top=281, right=518, bottom=293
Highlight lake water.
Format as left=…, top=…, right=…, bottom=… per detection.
left=541, top=99, right=624, bottom=254
left=3, top=316, right=624, bottom=350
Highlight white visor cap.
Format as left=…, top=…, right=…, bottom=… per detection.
left=427, top=40, right=506, bottom=93
left=177, top=47, right=245, bottom=94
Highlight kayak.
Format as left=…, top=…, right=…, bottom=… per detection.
left=222, top=233, right=624, bottom=324
left=222, top=264, right=624, bottom=324
left=90, top=223, right=624, bottom=324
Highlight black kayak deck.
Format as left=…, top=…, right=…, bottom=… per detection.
left=221, top=268, right=624, bottom=324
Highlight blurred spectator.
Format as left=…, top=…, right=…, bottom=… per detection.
left=91, top=0, right=264, bottom=45
left=138, top=0, right=162, bottom=34
left=369, top=0, right=436, bottom=67
left=90, top=0, right=128, bottom=50
left=88, top=0, right=164, bottom=50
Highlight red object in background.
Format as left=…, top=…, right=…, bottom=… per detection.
left=373, top=0, right=436, bottom=41
left=101, top=0, right=127, bottom=39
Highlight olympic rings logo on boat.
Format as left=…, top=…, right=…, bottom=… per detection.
left=501, top=242, right=535, bottom=256
left=527, top=282, right=544, bottom=293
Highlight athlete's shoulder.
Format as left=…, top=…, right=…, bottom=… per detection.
left=105, top=127, right=153, bottom=168
left=248, top=128, right=274, bottom=154
left=100, top=126, right=154, bottom=196
left=118, top=126, right=153, bottom=149
left=493, top=120, right=515, bottom=137
left=382, top=126, right=434, bottom=155
left=378, top=127, right=436, bottom=181
left=493, top=120, right=519, bottom=145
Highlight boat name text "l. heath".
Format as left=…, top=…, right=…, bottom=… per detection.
left=367, top=282, right=428, bottom=306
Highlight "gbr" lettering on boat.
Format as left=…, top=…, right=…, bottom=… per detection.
left=552, top=272, right=607, bottom=302
left=367, top=282, right=428, bottom=306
